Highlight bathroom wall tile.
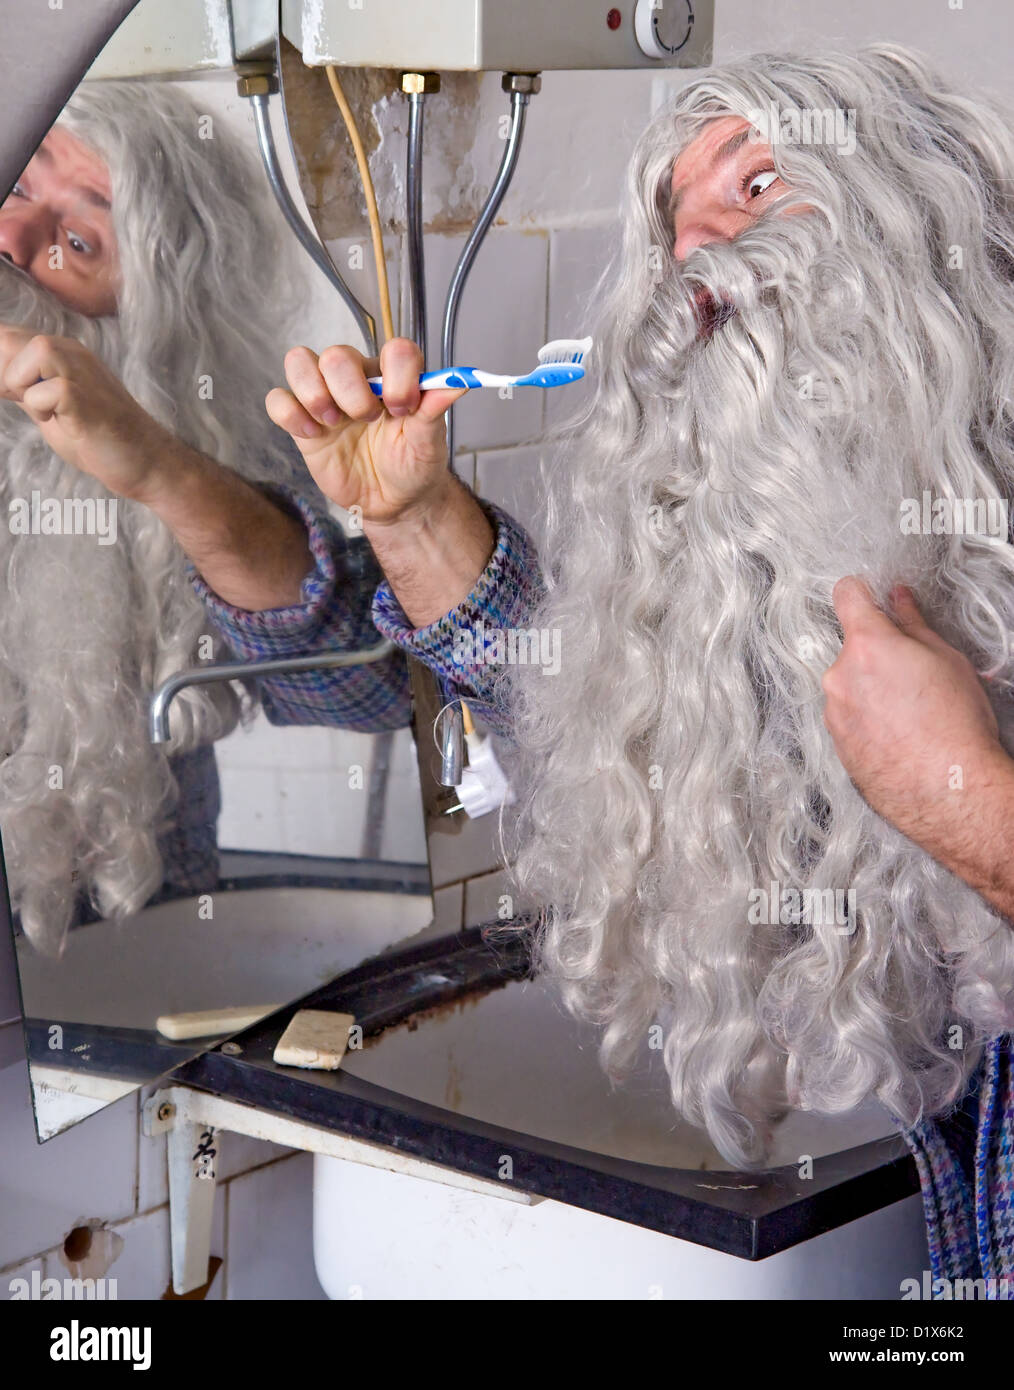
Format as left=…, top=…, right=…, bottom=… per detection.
left=102, top=1193, right=225, bottom=1302
left=544, top=221, right=620, bottom=435
left=426, top=810, right=503, bottom=891
left=462, top=868, right=534, bottom=929
left=277, top=769, right=368, bottom=859
left=0, top=1063, right=136, bottom=1269
left=419, top=231, right=548, bottom=455
left=407, top=882, right=464, bottom=949
left=224, top=1152, right=326, bottom=1300
left=0, top=1256, right=43, bottom=1300
left=324, top=234, right=402, bottom=348
left=377, top=727, right=429, bottom=864
left=216, top=716, right=337, bottom=774
left=475, top=443, right=546, bottom=539
left=432, top=881, right=464, bottom=934
left=217, top=765, right=284, bottom=853
left=494, top=69, right=655, bottom=229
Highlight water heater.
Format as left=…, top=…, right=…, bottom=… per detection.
left=282, top=0, right=715, bottom=71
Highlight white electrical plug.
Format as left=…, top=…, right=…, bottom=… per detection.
left=456, top=725, right=515, bottom=819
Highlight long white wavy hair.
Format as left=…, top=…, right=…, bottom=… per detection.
left=502, top=44, right=1014, bottom=1166
left=0, top=80, right=305, bottom=955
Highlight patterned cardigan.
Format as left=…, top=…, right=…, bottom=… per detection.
left=197, top=485, right=1011, bottom=1296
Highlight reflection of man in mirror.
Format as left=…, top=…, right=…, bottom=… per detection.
left=268, top=46, right=1014, bottom=1282
left=0, top=81, right=410, bottom=955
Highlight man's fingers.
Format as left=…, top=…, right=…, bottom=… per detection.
left=315, top=344, right=384, bottom=423
left=377, top=337, right=423, bottom=417
left=887, top=583, right=949, bottom=650
left=1, top=333, right=70, bottom=394
left=265, top=386, right=324, bottom=442
left=413, top=384, right=470, bottom=422
left=18, top=377, right=65, bottom=424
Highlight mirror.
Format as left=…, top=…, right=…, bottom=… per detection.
left=1, top=0, right=434, bottom=1140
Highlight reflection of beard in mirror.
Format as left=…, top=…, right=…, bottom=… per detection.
left=501, top=46, right=1014, bottom=1166
left=0, top=81, right=307, bottom=956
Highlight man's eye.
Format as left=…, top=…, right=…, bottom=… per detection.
left=8, top=181, right=26, bottom=199
left=742, top=168, right=780, bottom=199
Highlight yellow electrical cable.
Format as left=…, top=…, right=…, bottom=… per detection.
left=325, top=65, right=396, bottom=345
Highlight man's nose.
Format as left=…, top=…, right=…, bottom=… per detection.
left=673, top=221, right=730, bottom=261
left=0, top=206, right=46, bottom=269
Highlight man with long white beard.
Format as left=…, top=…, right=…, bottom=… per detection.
left=0, top=80, right=411, bottom=956
left=269, top=45, right=1014, bottom=1287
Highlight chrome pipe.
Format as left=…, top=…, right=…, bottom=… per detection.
left=150, top=638, right=395, bottom=744
left=248, top=90, right=378, bottom=356
left=406, top=91, right=428, bottom=363
left=441, top=83, right=533, bottom=468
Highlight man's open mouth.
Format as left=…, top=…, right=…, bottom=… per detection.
left=692, top=287, right=737, bottom=337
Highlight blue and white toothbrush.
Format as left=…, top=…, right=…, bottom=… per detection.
left=367, top=336, right=593, bottom=395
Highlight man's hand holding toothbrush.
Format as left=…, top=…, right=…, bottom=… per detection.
left=266, top=336, right=496, bottom=628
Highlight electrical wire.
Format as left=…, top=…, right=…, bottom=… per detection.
left=325, top=65, right=396, bottom=344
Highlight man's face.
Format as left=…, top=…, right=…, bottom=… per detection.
left=0, top=126, right=118, bottom=318
left=668, top=114, right=788, bottom=261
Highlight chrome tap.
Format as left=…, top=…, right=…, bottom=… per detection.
left=149, top=639, right=396, bottom=744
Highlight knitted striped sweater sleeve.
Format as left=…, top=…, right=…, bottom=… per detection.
left=371, top=497, right=545, bottom=738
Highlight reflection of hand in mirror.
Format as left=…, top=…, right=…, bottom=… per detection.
left=267, top=338, right=496, bottom=627
left=0, top=80, right=418, bottom=959
left=0, top=327, right=173, bottom=499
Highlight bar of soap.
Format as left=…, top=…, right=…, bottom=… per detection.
left=272, top=1010, right=357, bottom=1070
left=156, top=1004, right=281, bottom=1041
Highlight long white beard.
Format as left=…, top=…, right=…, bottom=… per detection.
left=506, top=209, right=1014, bottom=1166
left=0, top=264, right=242, bottom=955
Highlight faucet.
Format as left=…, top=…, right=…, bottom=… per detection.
left=148, top=639, right=396, bottom=744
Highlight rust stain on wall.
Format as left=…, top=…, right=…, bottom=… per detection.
left=279, top=39, right=487, bottom=241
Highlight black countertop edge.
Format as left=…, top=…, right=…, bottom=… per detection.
left=167, top=920, right=920, bottom=1262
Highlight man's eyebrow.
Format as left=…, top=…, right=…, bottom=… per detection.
left=668, top=126, right=759, bottom=221
left=75, top=186, right=111, bottom=212
left=31, top=141, right=111, bottom=211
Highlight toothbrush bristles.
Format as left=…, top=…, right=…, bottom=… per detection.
left=537, top=335, right=593, bottom=367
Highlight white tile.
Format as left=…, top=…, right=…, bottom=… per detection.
left=433, top=882, right=464, bottom=933
left=0, top=1062, right=136, bottom=1269
left=420, top=231, right=548, bottom=454
left=217, top=1131, right=296, bottom=1185
left=426, top=809, right=503, bottom=890
left=97, top=1191, right=226, bottom=1301
left=225, top=1153, right=326, bottom=1300
left=324, top=235, right=402, bottom=351
left=216, top=766, right=284, bottom=852
left=278, top=769, right=367, bottom=859
left=544, top=222, right=620, bottom=435
left=101, top=1207, right=171, bottom=1301
left=1, top=1255, right=44, bottom=1300
left=475, top=443, right=546, bottom=541
left=463, top=868, right=532, bottom=929
left=494, top=70, right=654, bottom=228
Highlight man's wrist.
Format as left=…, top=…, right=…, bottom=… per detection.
left=127, top=428, right=205, bottom=512
left=925, top=740, right=1014, bottom=917
left=362, top=475, right=496, bottom=629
